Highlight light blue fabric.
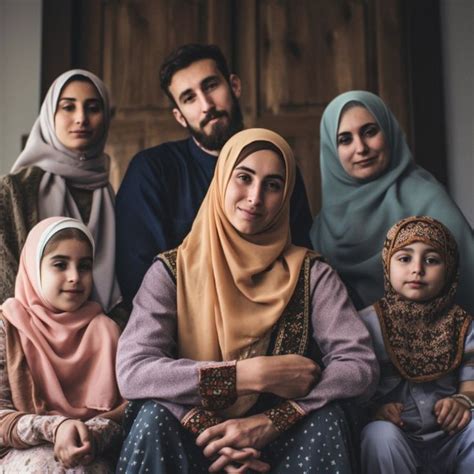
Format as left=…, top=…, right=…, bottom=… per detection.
left=310, top=91, right=474, bottom=312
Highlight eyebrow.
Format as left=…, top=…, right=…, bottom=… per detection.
left=177, top=74, right=221, bottom=103
left=394, top=246, right=439, bottom=254
left=48, top=254, right=93, bottom=261
left=235, top=165, right=285, bottom=181
left=58, top=97, right=101, bottom=103
left=337, top=122, right=378, bottom=136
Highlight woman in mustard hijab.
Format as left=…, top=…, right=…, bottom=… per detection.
left=116, top=129, right=378, bottom=473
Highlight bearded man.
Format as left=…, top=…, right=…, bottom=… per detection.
left=116, top=44, right=313, bottom=306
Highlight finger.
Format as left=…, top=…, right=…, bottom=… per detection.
left=76, top=423, right=92, bottom=446
left=196, top=424, right=223, bottom=447
left=436, top=400, right=451, bottom=424
left=434, top=398, right=443, bottom=416
left=445, top=410, right=464, bottom=434
left=203, top=437, right=231, bottom=458
left=218, top=446, right=260, bottom=461
left=454, top=411, right=472, bottom=434
left=245, top=458, right=271, bottom=472
left=208, top=453, right=233, bottom=472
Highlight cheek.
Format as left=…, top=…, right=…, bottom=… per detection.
left=337, top=147, right=352, bottom=170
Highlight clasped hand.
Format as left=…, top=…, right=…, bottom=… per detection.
left=54, top=419, right=95, bottom=468
left=374, top=398, right=472, bottom=435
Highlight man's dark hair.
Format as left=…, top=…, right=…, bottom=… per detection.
left=159, top=44, right=231, bottom=104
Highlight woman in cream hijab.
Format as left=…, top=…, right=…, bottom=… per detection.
left=0, top=69, right=122, bottom=321
left=116, top=128, right=378, bottom=473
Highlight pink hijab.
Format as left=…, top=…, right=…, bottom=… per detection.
left=2, top=217, right=121, bottom=419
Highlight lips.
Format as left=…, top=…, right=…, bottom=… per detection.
left=70, top=130, right=92, bottom=137
left=238, top=207, right=262, bottom=220
left=405, top=281, right=427, bottom=288
left=354, top=156, right=377, bottom=167
left=61, top=289, right=84, bottom=294
left=200, top=110, right=228, bottom=128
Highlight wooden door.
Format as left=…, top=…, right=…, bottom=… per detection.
left=42, top=0, right=444, bottom=214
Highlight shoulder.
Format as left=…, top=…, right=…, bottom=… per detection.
left=0, top=166, right=43, bottom=191
left=156, top=248, right=178, bottom=282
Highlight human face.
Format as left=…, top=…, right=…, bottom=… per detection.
left=54, top=80, right=105, bottom=152
left=389, top=242, right=446, bottom=302
left=224, top=149, right=286, bottom=235
left=169, top=59, right=243, bottom=154
left=40, top=238, right=93, bottom=312
left=337, top=105, right=389, bottom=181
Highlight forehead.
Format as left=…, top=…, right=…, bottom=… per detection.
left=44, top=238, right=92, bottom=257
left=59, top=80, right=100, bottom=100
left=338, top=105, right=376, bottom=132
left=392, top=241, right=441, bottom=254
left=169, top=59, right=225, bottom=98
left=236, top=149, right=286, bottom=176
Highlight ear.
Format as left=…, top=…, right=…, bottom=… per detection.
left=172, top=107, right=188, bottom=129
left=229, top=74, right=242, bottom=99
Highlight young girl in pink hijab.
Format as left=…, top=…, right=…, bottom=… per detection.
left=0, top=217, right=124, bottom=472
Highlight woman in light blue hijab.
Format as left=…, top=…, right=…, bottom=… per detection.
left=310, top=90, right=473, bottom=312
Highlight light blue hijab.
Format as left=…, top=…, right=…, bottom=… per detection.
left=310, top=91, right=474, bottom=313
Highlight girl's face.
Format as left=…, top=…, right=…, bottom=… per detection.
left=224, top=149, right=286, bottom=235
left=40, top=238, right=93, bottom=312
left=54, top=80, right=105, bottom=152
left=389, top=242, right=446, bottom=302
left=337, top=105, right=389, bottom=181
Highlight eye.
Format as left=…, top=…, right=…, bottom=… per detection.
left=182, top=93, right=196, bottom=104
left=203, top=80, right=219, bottom=92
left=52, top=261, right=67, bottom=270
left=60, top=103, right=75, bottom=112
left=236, top=173, right=252, bottom=184
left=79, top=262, right=93, bottom=272
left=337, top=133, right=352, bottom=146
left=265, top=180, right=283, bottom=192
left=363, top=124, right=380, bottom=137
left=425, top=255, right=442, bottom=265
left=396, top=255, right=411, bottom=263
left=86, top=102, right=102, bottom=113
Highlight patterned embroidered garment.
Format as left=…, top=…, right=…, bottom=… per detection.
left=0, top=320, right=122, bottom=469
left=376, top=216, right=472, bottom=381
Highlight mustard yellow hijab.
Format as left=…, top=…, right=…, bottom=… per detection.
left=176, top=129, right=309, bottom=361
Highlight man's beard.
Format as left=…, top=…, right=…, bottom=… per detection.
left=185, top=94, right=244, bottom=151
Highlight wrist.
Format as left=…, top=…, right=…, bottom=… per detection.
left=53, top=418, right=73, bottom=443
left=236, top=357, right=264, bottom=395
left=451, top=393, right=474, bottom=409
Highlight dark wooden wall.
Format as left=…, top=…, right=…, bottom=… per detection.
left=42, top=0, right=447, bottom=215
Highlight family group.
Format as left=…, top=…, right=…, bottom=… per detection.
left=0, top=43, right=472, bottom=473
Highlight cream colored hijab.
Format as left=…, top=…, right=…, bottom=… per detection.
left=176, top=129, right=308, bottom=361
left=11, top=69, right=121, bottom=312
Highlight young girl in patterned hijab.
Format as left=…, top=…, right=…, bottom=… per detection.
left=359, top=215, right=473, bottom=474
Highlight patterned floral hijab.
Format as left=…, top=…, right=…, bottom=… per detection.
left=375, top=216, right=471, bottom=381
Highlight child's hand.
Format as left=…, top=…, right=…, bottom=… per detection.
left=434, top=397, right=472, bottom=435
left=54, top=419, right=96, bottom=468
left=373, top=402, right=404, bottom=427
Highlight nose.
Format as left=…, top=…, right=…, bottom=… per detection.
left=411, top=258, right=425, bottom=276
left=67, top=267, right=80, bottom=283
left=354, top=135, right=368, bottom=154
left=247, top=183, right=263, bottom=206
left=74, top=106, right=88, bottom=125
left=196, top=90, right=214, bottom=113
